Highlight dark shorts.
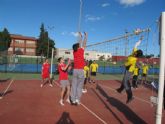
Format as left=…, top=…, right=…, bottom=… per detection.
left=91, top=72, right=96, bottom=76
left=142, top=74, right=147, bottom=77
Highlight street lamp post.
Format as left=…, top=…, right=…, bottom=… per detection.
left=47, top=26, right=54, bottom=58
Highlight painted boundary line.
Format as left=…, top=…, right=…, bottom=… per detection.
left=54, top=81, right=107, bottom=124
left=80, top=103, right=108, bottom=124
left=99, top=83, right=151, bottom=105
left=0, top=79, right=14, bottom=99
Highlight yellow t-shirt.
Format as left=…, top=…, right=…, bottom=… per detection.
left=124, top=55, right=137, bottom=73
left=84, top=66, right=89, bottom=78
left=133, top=67, right=139, bottom=76
left=90, top=63, right=98, bottom=72
left=142, top=65, right=149, bottom=74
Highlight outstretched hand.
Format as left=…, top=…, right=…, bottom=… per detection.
left=78, top=32, right=82, bottom=38
left=84, top=32, right=88, bottom=37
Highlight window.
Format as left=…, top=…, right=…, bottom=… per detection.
left=26, top=40, right=35, bottom=44
left=85, top=53, right=89, bottom=56
left=65, top=51, right=70, bottom=54
left=15, top=47, right=24, bottom=52
left=15, top=39, right=24, bottom=44
left=26, top=48, right=35, bottom=52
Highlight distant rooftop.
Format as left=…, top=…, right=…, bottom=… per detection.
left=10, top=34, right=37, bottom=40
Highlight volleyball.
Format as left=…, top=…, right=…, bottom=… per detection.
left=134, top=28, right=141, bottom=35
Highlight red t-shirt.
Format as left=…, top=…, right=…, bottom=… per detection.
left=73, top=48, right=85, bottom=69
left=42, top=62, right=50, bottom=78
left=58, top=63, right=68, bottom=80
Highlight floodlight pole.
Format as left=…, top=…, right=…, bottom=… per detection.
left=47, top=26, right=54, bottom=58
left=156, top=11, right=165, bottom=124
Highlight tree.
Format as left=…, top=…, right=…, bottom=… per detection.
left=37, top=23, right=56, bottom=58
left=0, top=28, right=11, bottom=52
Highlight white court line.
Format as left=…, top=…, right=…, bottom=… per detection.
left=0, top=79, right=14, bottom=99
left=54, top=80, right=108, bottom=124
left=99, top=83, right=151, bottom=105
left=80, top=103, right=108, bottom=124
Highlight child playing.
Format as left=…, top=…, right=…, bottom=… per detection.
left=40, top=59, right=53, bottom=87
left=58, top=57, right=71, bottom=106
left=116, top=36, right=143, bottom=104
left=89, top=60, right=99, bottom=83
left=82, top=61, right=89, bottom=93
left=141, top=62, right=149, bottom=84
left=132, top=64, right=140, bottom=89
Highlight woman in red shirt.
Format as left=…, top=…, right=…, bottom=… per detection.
left=70, top=32, right=87, bottom=105
left=58, top=57, right=71, bottom=106
left=40, top=59, right=52, bottom=87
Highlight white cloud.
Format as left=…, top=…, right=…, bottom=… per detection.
left=61, top=31, right=67, bottom=35
left=85, top=15, right=102, bottom=22
left=70, top=32, right=79, bottom=37
left=101, top=3, right=110, bottom=7
left=118, top=0, right=145, bottom=7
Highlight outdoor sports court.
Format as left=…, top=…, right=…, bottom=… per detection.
left=0, top=78, right=164, bottom=124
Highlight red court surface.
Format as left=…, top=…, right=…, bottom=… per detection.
left=0, top=79, right=165, bottom=124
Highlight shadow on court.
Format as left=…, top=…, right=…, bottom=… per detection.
left=0, top=78, right=11, bottom=83
left=0, top=90, right=13, bottom=97
left=94, top=84, right=147, bottom=124
left=56, top=112, right=75, bottom=124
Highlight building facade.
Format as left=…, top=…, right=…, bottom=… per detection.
left=8, top=34, right=37, bottom=56
left=56, top=48, right=112, bottom=60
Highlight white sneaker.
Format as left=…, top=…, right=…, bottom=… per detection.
left=40, top=84, right=43, bottom=87
left=66, top=98, right=71, bottom=104
left=59, top=100, right=64, bottom=106
left=82, top=89, right=87, bottom=93
left=75, top=99, right=80, bottom=105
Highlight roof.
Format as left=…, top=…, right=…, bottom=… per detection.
left=10, top=34, right=37, bottom=41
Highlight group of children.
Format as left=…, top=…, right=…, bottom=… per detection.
left=40, top=34, right=157, bottom=106
left=40, top=32, right=99, bottom=106
left=132, top=62, right=149, bottom=89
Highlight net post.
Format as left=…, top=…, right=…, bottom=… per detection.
left=156, top=11, right=165, bottom=124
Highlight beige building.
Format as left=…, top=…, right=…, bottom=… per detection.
left=8, top=34, right=37, bottom=56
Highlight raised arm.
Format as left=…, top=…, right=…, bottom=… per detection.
left=82, top=32, right=88, bottom=49
left=61, top=59, right=71, bottom=71
left=78, top=32, right=83, bottom=47
left=134, top=36, right=143, bottom=49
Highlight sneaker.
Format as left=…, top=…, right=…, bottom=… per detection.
left=126, top=97, right=134, bottom=104
left=75, top=99, right=80, bottom=105
left=82, top=89, right=87, bottom=93
left=66, top=98, right=71, bottom=104
left=71, top=100, right=77, bottom=106
left=69, top=98, right=77, bottom=105
left=49, top=84, right=53, bottom=87
left=59, top=100, right=64, bottom=106
left=116, top=88, right=122, bottom=93
left=40, top=84, right=43, bottom=88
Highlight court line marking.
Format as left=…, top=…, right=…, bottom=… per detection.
left=80, top=103, right=108, bottom=124
left=98, top=83, right=151, bottom=105
left=54, top=81, right=107, bottom=124
left=0, top=79, right=14, bottom=99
